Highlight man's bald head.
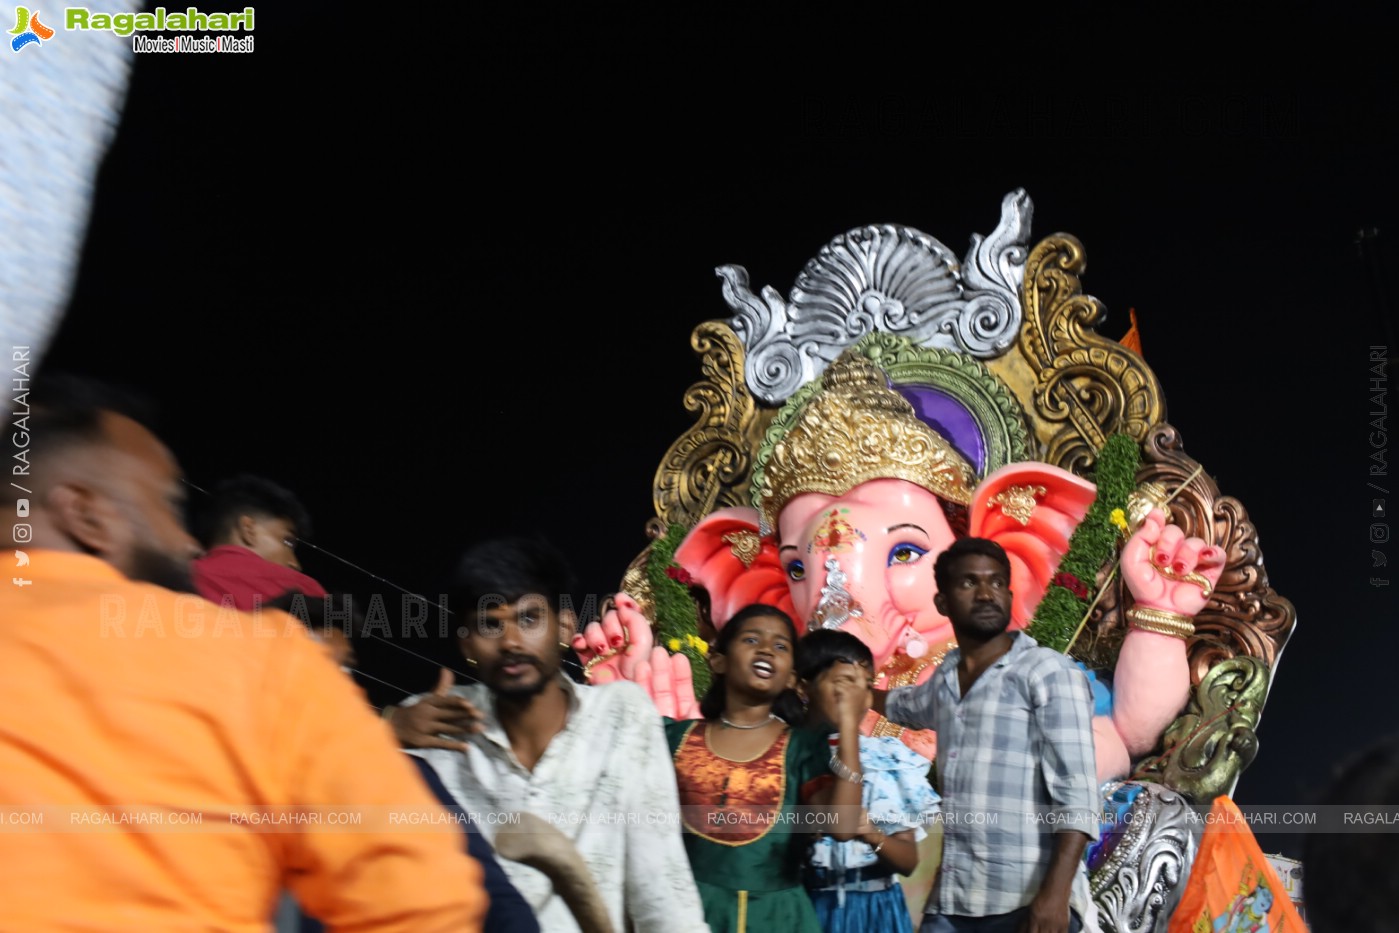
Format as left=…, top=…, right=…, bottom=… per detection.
left=11, top=373, right=201, bottom=590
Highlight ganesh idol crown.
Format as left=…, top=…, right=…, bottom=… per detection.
left=757, top=350, right=978, bottom=526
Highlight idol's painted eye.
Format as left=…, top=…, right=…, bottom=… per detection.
left=786, top=559, right=806, bottom=581
left=888, top=543, right=929, bottom=566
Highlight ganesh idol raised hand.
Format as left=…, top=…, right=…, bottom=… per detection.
left=1099, top=504, right=1226, bottom=780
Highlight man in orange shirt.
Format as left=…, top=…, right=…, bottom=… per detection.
left=0, top=373, right=486, bottom=931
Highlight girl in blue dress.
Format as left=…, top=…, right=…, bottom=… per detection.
left=797, top=628, right=942, bottom=933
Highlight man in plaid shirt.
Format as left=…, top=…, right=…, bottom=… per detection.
left=871, top=537, right=1098, bottom=933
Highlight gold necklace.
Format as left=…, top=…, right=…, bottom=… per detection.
left=870, top=640, right=956, bottom=738
left=720, top=713, right=778, bottom=730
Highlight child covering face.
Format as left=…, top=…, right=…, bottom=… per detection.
left=797, top=628, right=941, bottom=933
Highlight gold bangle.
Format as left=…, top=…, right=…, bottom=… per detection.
left=872, top=834, right=887, bottom=855
left=581, top=629, right=632, bottom=681
left=1126, top=606, right=1196, bottom=639
left=582, top=649, right=620, bottom=680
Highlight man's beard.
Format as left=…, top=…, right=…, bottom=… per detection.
left=960, top=605, right=1010, bottom=639
left=492, top=676, right=553, bottom=700
left=488, top=654, right=556, bottom=700
left=128, top=544, right=197, bottom=593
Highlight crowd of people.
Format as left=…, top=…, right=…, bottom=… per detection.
left=2, top=371, right=1389, bottom=932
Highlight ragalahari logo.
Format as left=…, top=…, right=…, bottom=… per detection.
left=10, top=6, right=54, bottom=51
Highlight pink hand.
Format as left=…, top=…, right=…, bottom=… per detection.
left=570, top=594, right=701, bottom=718
left=1121, top=508, right=1225, bottom=616
left=645, top=646, right=701, bottom=720
left=571, top=593, right=656, bottom=685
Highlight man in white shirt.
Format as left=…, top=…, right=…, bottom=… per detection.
left=391, top=535, right=709, bottom=933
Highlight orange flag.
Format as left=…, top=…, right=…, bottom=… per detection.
left=1119, top=307, right=1143, bottom=356
left=1168, top=796, right=1308, bottom=932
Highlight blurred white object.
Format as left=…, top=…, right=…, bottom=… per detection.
left=1263, top=853, right=1304, bottom=915
left=0, top=4, right=142, bottom=366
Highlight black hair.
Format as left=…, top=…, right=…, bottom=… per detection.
left=195, top=474, right=313, bottom=548
left=796, top=627, right=874, bottom=683
left=933, top=536, right=1011, bottom=593
left=8, top=371, right=158, bottom=497
left=1302, top=732, right=1399, bottom=932
left=443, top=534, right=578, bottom=626
left=794, top=629, right=874, bottom=730
left=698, top=603, right=805, bottom=724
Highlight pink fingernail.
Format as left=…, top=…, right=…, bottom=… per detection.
left=610, top=636, right=624, bottom=647
left=1201, top=548, right=1216, bottom=559
left=1173, top=561, right=1187, bottom=573
left=1156, top=552, right=1170, bottom=565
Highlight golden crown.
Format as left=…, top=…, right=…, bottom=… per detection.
left=758, top=351, right=976, bottom=531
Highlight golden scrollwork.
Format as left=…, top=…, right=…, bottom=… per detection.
left=722, top=530, right=762, bottom=568
left=651, top=321, right=774, bottom=530
left=1070, top=423, right=1295, bottom=800
left=996, top=234, right=1166, bottom=475
left=1131, top=656, right=1271, bottom=802
left=1134, top=423, right=1296, bottom=679
left=1074, top=424, right=1295, bottom=676
left=616, top=517, right=668, bottom=619
left=988, top=484, right=1046, bottom=526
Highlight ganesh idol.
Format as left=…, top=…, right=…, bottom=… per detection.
left=576, top=349, right=1222, bottom=784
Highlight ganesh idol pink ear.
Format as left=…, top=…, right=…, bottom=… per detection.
left=673, top=507, right=796, bottom=633
left=969, top=462, right=1098, bottom=627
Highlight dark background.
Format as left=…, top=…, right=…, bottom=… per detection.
left=38, top=11, right=1399, bottom=859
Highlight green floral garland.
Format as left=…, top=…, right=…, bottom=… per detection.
left=645, top=523, right=711, bottom=696
left=1024, top=433, right=1141, bottom=653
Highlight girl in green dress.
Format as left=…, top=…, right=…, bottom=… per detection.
left=665, top=604, right=866, bottom=933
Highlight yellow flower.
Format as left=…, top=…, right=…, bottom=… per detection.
left=667, top=638, right=682, bottom=652
left=690, top=635, right=709, bottom=656
left=1109, top=508, right=1128, bottom=533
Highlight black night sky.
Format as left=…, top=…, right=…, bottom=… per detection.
left=37, top=11, right=1399, bottom=860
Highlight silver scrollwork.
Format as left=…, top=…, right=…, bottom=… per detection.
left=1091, top=782, right=1199, bottom=933
left=720, top=190, right=1032, bottom=405
left=811, top=557, right=863, bottom=631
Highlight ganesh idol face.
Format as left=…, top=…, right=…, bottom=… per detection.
left=777, top=477, right=956, bottom=674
